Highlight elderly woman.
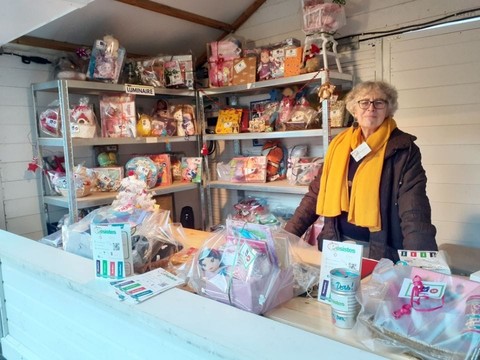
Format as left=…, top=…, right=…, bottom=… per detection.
left=285, top=81, right=438, bottom=261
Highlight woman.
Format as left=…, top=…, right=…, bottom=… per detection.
left=285, top=81, right=438, bottom=261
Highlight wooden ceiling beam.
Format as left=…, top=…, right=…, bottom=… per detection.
left=115, top=0, right=235, bottom=32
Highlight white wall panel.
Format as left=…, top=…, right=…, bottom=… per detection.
left=398, top=104, right=480, bottom=127
left=0, top=47, right=53, bottom=236
left=408, top=124, right=480, bottom=145
left=386, top=21, right=480, bottom=248
left=6, top=214, right=43, bottom=236
left=434, top=220, right=480, bottom=249
left=4, top=197, right=42, bottom=219
left=421, top=144, right=480, bottom=165
left=342, top=0, right=480, bottom=35
left=432, top=202, right=480, bottom=223
left=237, top=0, right=304, bottom=47
left=425, top=164, right=480, bottom=185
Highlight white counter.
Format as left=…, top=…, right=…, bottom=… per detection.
left=0, top=229, right=387, bottom=360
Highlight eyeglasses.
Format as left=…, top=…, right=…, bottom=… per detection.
left=357, top=99, right=388, bottom=110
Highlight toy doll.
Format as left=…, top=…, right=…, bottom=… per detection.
left=171, top=105, right=184, bottom=136
left=257, top=49, right=274, bottom=81
left=180, top=105, right=196, bottom=137
left=152, top=103, right=176, bottom=137
left=151, top=119, right=167, bottom=137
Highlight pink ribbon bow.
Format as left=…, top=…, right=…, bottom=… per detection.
left=393, top=275, right=444, bottom=319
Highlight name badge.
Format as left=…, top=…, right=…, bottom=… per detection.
left=351, top=142, right=371, bottom=162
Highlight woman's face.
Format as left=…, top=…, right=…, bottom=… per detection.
left=353, top=90, right=389, bottom=138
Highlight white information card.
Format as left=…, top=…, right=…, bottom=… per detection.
left=91, top=223, right=133, bottom=280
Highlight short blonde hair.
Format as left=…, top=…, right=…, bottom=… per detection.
left=345, top=81, right=398, bottom=118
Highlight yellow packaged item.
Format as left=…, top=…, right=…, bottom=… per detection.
left=215, top=108, right=243, bottom=134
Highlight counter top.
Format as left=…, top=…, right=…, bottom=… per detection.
left=0, top=228, right=391, bottom=359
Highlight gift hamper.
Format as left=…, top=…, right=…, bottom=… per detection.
left=63, top=175, right=184, bottom=273
left=188, top=219, right=318, bottom=314
left=355, top=259, right=480, bottom=360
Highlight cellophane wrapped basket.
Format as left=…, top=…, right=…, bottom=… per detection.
left=302, top=1, right=346, bottom=34
left=188, top=219, right=319, bottom=314
left=63, top=175, right=184, bottom=273
left=354, top=259, right=480, bottom=360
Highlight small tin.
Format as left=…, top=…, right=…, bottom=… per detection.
left=330, top=268, right=360, bottom=293
left=330, top=290, right=360, bottom=312
left=331, top=308, right=359, bottom=329
left=464, top=295, right=480, bottom=333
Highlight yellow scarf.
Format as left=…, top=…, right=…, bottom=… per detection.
left=316, top=118, right=397, bottom=231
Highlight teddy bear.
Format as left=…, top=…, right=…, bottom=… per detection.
left=300, top=43, right=322, bottom=74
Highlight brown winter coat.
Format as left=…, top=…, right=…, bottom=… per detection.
left=285, top=128, right=438, bottom=262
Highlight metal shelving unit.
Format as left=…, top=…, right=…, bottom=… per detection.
left=32, top=79, right=202, bottom=235
left=198, top=70, right=353, bottom=228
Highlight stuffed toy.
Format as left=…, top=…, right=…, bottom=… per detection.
left=136, top=113, right=152, bottom=137
left=261, top=140, right=287, bottom=182
left=300, top=43, right=321, bottom=74
left=318, top=81, right=336, bottom=102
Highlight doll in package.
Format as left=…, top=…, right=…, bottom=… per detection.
left=100, top=94, right=136, bottom=138
left=151, top=99, right=177, bottom=137
left=171, top=104, right=196, bottom=137
left=188, top=219, right=318, bottom=314
left=87, top=35, right=126, bottom=83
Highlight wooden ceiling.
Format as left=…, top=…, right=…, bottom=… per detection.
left=10, top=0, right=266, bottom=67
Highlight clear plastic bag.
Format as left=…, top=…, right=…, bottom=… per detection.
left=188, top=219, right=318, bottom=314
left=355, top=259, right=480, bottom=360
left=63, top=206, right=184, bottom=274
left=302, top=1, right=346, bottom=34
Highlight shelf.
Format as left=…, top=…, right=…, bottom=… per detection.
left=43, top=182, right=199, bottom=209
left=199, top=70, right=353, bottom=96
left=38, top=135, right=200, bottom=147
left=32, top=79, right=195, bottom=97
left=203, top=127, right=346, bottom=141
left=207, top=179, right=308, bottom=195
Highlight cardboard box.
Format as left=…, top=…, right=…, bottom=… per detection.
left=230, top=156, right=267, bottom=183
left=149, top=154, right=172, bottom=186
left=215, top=108, right=242, bottom=134
left=284, top=47, right=303, bottom=77
left=232, top=57, right=256, bottom=85
left=153, top=194, right=174, bottom=221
